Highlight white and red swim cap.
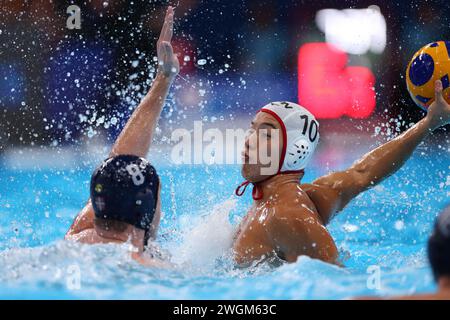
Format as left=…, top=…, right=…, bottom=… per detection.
left=236, top=101, right=320, bottom=200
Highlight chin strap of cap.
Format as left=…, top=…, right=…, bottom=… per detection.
left=235, top=169, right=304, bottom=201
left=235, top=180, right=263, bottom=200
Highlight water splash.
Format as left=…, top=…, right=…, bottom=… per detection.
left=167, top=198, right=237, bottom=272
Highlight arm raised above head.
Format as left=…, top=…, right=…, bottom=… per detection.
left=110, top=6, right=179, bottom=158
left=66, top=6, right=179, bottom=237
left=308, top=80, right=450, bottom=224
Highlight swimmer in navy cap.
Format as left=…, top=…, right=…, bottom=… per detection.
left=90, top=155, right=159, bottom=244
left=356, top=205, right=450, bottom=300
left=428, top=205, right=450, bottom=288
left=411, top=205, right=450, bottom=299
left=68, top=155, right=166, bottom=266
left=65, top=6, right=179, bottom=267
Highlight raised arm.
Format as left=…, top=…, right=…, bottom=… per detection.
left=110, top=6, right=179, bottom=157
left=66, top=7, right=179, bottom=237
left=305, top=80, right=450, bottom=224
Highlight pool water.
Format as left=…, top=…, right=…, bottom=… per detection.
left=0, top=143, right=448, bottom=299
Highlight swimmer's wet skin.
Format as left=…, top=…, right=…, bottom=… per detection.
left=356, top=205, right=450, bottom=300
left=68, top=155, right=168, bottom=267
left=65, top=6, right=179, bottom=267
left=66, top=5, right=450, bottom=270
left=232, top=80, right=450, bottom=266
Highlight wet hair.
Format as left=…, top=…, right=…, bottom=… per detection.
left=427, top=205, right=450, bottom=281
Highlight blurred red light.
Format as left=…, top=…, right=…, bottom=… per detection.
left=298, top=43, right=376, bottom=119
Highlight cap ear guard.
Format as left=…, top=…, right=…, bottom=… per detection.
left=236, top=101, right=319, bottom=200
left=260, top=101, right=320, bottom=173
left=284, top=136, right=315, bottom=171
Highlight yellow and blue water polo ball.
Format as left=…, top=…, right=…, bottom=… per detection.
left=406, top=41, right=450, bottom=110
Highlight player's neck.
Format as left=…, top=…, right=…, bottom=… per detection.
left=255, top=172, right=304, bottom=202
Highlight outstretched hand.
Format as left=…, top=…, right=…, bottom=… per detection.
left=427, top=80, right=450, bottom=130
left=157, top=6, right=179, bottom=81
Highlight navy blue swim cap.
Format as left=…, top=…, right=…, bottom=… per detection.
left=428, top=205, right=450, bottom=281
left=90, top=155, right=159, bottom=233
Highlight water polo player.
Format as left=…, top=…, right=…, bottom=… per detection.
left=232, top=79, right=449, bottom=266
left=390, top=204, right=450, bottom=299
left=67, top=5, right=450, bottom=268
left=356, top=205, right=450, bottom=300
left=65, top=7, right=179, bottom=267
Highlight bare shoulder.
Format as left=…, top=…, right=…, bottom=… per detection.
left=65, top=228, right=97, bottom=244
left=266, top=187, right=339, bottom=263
left=65, top=201, right=95, bottom=238
left=267, top=183, right=327, bottom=232
left=268, top=181, right=339, bottom=225
left=300, top=182, right=341, bottom=225
left=274, top=180, right=316, bottom=202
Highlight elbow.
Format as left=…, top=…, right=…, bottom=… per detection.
left=355, top=175, right=371, bottom=190
left=351, top=163, right=374, bottom=190
left=354, top=175, right=375, bottom=192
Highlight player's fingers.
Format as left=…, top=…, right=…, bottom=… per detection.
left=435, top=80, right=444, bottom=101
left=163, top=7, right=174, bottom=40
left=158, top=7, right=172, bottom=43
left=163, top=9, right=174, bottom=42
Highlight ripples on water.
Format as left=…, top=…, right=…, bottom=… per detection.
left=0, top=149, right=447, bottom=299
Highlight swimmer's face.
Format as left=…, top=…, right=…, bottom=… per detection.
left=241, top=112, right=282, bottom=182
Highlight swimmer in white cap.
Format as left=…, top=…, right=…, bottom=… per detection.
left=233, top=79, right=450, bottom=266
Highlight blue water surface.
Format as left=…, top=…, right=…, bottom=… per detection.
left=0, top=143, right=448, bottom=299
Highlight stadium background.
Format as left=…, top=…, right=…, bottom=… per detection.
left=1, top=0, right=449, bottom=152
